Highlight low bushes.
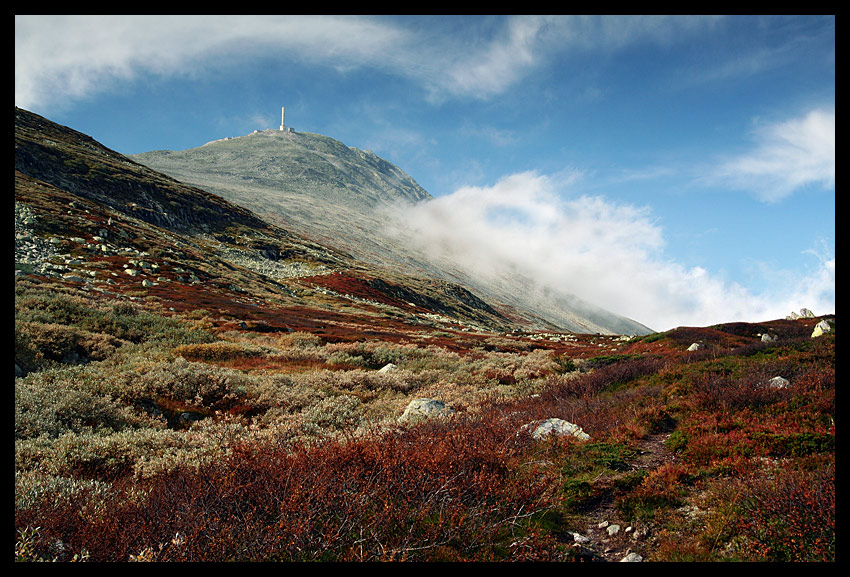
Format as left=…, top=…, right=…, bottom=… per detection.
left=14, top=287, right=835, bottom=561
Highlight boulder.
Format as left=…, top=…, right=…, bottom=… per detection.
left=767, top=376, right=790, bottom=389
left=811, top=319, right=833, bottom=338
left=377, top=363, right=397, bottom=373
left=799, top=308, right=815, bottom=318
left=687, top=343, right=702, bottom=351
left=398, top=398, right=454, bottom=424
left=526, top=418, right=590, bottom=441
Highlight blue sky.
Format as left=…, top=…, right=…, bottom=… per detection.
left=15, top=15, right=834, bottom=331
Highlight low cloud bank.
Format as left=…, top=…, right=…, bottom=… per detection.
left=385, top=171, right=834, bottom=331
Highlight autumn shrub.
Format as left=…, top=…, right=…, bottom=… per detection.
left=616, top=463, right=691, bottom=521
left=172, top=340, right=273, bottom=363
left=129, top=357, right=254, bottom=411
left=733, top=456, right=835, bottom=561
left=688, top=370, right=791, bottom=413
left=323, top=340, right=424, bottom=369
left=17, top=412, right=557, bottom=562
left=15, top=285, right=215, bottom=346
left=15, top=321, right=125, bottom=373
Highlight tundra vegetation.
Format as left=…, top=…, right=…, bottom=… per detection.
left=14, top=276, right=835, bottom=562
left=14, top=106, right=835, bottom=562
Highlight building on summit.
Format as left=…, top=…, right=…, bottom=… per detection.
left=279, top=106, right=294, bottom=132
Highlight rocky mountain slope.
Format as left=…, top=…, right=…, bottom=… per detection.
left=14, top=107, right=517, bottom=337
left=131, top=128, right=652, bottom=335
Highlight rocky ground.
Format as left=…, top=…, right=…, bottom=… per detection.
left=565, top=433, right=678, bottom=562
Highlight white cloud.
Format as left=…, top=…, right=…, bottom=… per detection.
left=714, top=107, right=835, bottom=202
left=14, top=15, right=406, bottom=111
left=15, top=15, right=724, bottom=111
left=387, top=171, right=834, bottom=331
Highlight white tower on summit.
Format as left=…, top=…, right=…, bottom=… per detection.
left=279, top=106, right=285, bottom=131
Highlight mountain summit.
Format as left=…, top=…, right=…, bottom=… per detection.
left=132, top=129, right=430, bottom=249
left=132, top=127, right=652, bottom=335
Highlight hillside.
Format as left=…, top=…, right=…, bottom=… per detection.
left=14, top=108, right=834, bottom=563
left=131, top=129, right=652, bottom=336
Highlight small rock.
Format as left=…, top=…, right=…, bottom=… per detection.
left=377, top=363, right=397, bottom=373
left=687, top=343, right=702, bottom=351
left=62, top=274, right=87, bottom=283
left=607, top=524, right=621, bottom=536
left=398, top=398, right=454, bottom=424
left=620, top=552, right=643, bottom=562
left=528, top=418, right=590, bottom=441
left=767, top=376, right=790, bottom=389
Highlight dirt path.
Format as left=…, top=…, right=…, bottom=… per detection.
left=571, top=432, right=679, bottom=562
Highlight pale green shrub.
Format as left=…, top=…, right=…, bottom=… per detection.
left=15, top=468, right=113, bottom=514
left=304, top=394, right=364, bottom=431
left=15, top=427, right=221, bottom=480
left=247, top=373, right=325, bottom=415
left=131, top=357, right=253, bottom=409
left=15, top=367, right=150, bottom=440
left=15, top=321, right=125, bottom=373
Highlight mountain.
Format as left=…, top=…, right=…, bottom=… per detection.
left=14, top=107, right=515, bottom=337
left=132, top=128, right=653, bottom=335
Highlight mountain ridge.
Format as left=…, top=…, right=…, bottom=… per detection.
left=131, top=126, right=653, bottom=335
left=14, top=107, right=515, bottom=335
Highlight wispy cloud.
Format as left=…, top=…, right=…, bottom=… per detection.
left=15, top=15, right=724, bottom=111
left=386, top=171, right=834, bottom=330
left=712, top=107, right=835, bottom=202
left=14, top=15, right=406, bottom=111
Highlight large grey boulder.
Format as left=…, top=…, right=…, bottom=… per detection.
left=397, top=398, right=454, bottom=424
left=525, top=418, right=590, bottom=441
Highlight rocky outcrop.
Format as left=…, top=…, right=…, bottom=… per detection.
left=812, top=319, right=833, bottom=338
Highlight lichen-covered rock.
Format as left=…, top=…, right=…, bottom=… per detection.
left=397, top=398, right=454, bottom=424
left=526, top=418, right=590, bottom=441
left=812, top=319, right=833, bottom=338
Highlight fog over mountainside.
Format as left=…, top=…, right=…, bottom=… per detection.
left=132, top=129, right=653, bottom=335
